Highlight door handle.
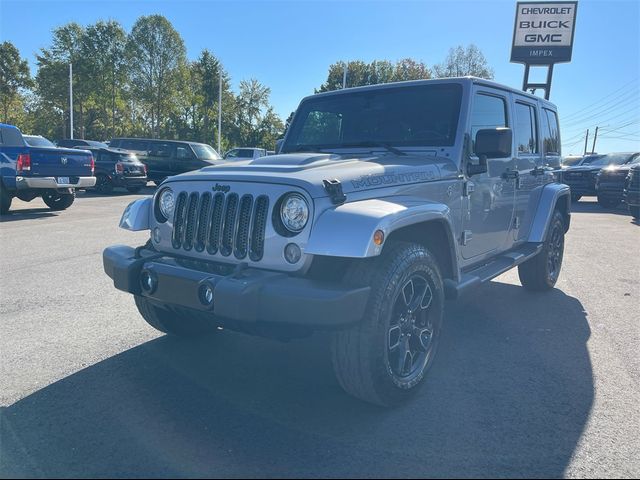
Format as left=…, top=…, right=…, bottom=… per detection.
left=531, top=166, right=547, bottom=176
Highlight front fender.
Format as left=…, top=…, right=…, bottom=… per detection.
left=306, top=197, right=457, bottom=258
left=528, top=183, right=571, bottom=243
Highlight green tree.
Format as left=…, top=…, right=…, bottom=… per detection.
left=317, top=58, right=431, bottom=92
left=126, top=15, right=187, bottom=137
left=0, top=41, right=33, bottom=124
left=433, top=44, right=494, bottom=79
left=231, top=79, right=283, bottom=149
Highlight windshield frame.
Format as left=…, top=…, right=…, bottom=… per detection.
left=282, top=83, right=464, bottom=154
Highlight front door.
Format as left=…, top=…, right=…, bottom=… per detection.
left=461, top=89, right=517, bottom=260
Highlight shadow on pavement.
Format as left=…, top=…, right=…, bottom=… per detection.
left=0, top=282, right=593, bottom=478
left=0, top=208, right=58, bottom=222
left=572, top=199, right=634, bottom=218
left=78, top=185, right=157, bottom=199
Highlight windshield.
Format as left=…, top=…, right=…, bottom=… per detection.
left=24, top=135, right=56, bottom=148
left=282, top=84, right=463, bottom=153
left=191, top=144, right=221, bottom=160
left=562, top=156, right=584, bottom=166
left=583, top=153, right=635, bottom=166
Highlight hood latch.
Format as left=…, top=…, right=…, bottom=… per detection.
left=323, top=179, right=347, bottom=205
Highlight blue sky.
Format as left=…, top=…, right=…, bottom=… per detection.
left=1, top=0, right=638, bottom=154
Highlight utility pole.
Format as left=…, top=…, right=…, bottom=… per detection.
left=69, top=63, right=74, bottom=139
left=343, top=62, right=347, bottom=89
left=591, top=126, right=599, bottom=154
left=218, top=70, right=222, bottom=154
left=583, top=129, right=589, bottom=156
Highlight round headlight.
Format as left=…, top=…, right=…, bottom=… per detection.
left=158, top=188, right=175, bottom=221
left=280, top=193, right=309, bottom=233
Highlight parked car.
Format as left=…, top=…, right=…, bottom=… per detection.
left=561, top=153, right=637, bottom=202
left=108, top=138, right=224, bottom=185
left=104, top=77, right=570, bottom=407
left=57, top=138, right=109, bottom=149
left=595, top=152, right=640, bottom=208
left=561, top=155, right=584, bottom=168
left=0, top=124, right=95, bottom=214
left=74, top=146, right=148, bottom=194
left=224, top=147, right=267, bottom=162
left=623, top=163, right=640, bottom=220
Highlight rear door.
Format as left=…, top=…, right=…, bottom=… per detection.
left=146, top=141, right=174, bottom=179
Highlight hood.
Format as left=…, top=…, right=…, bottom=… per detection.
left=167, top=151, right=459, bottom=198
left=563, top=165, right=603, bottom=173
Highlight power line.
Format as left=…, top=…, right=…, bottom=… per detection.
left=562, top=92, right=640, bottom=128
left=561, top=77, right=639, bottom=121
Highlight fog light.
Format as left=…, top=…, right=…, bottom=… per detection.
left=199, top=284, right=214, bottom=307
left=153, top=227, right=162, bottom=243
left=140, top=270, right=157, bottom=293
left=284, top=243, right=302, bottom=264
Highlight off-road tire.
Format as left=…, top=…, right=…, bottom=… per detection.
left=95, top=174, right=114, bottom=194
left=597, top=196, right=620, bottom=209
left=134, top=295, right=217, bottom=337
left=518, top=210, right=565, bottom=291
left=630, top=205, right=640, bottom=220
left=42, top=191, right=75, bottom=211
left=0, top=183, right=12, bottom=214
left=126, top=186, right=143, bottom=194
left=331, top=241, right=444, bottom=407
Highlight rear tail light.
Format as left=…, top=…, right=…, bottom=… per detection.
left=143, top=163, right=148, bottom=174
left=16, top=153, right=31, bottom=173
left=90, top=155, right=95, bottom=174
left=115, top=162, right=124, bottom=174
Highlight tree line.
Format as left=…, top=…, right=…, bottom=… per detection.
left=1, top=14, right=493, bottom=152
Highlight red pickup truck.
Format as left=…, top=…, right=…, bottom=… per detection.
left=0, top=124, right=96, bottom=214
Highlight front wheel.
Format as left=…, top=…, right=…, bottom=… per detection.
left=94, top=174, right=114, bottom=194
left=518, top=210, right=565, bottom=291
left=42, top=191, right=75, bottom=211
left=134, top=295, right=217, bottom=337
left=331, top=241, right=444, bottom=407
left=0, top=184, right=12, bottom=214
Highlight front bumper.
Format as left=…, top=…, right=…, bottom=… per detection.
left=596, top=180, right=625, bottom=201
left=103, top=245, right=370, bottom=329
left=16, top=176, right=97, bottom=190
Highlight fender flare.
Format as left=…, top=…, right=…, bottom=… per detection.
left=528, top=183, right=571, bottom=243
left=306, top=196, right=460, bottom=271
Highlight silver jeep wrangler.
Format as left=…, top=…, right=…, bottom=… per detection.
left=104, top=77, right=570, bottom=406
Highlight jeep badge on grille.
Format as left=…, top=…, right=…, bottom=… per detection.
left=212, top=183, right=230, bottom=193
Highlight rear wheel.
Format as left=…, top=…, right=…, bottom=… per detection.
left=134, top=295, right=217, bottom=337
left=331, top=241, right=444, bottom=407
left=95, top=174, right=114, bottom=194
left=598, top=196, right=620, bottom=209
left=518, top=210, right=565, bottom=291
left=42, top=191, right=75, bottom=211
left=0, top=184, right=12, bottom=214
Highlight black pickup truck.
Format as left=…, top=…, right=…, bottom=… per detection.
left=0, top=124, right=96, bottom=214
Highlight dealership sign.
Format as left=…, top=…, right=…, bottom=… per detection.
left=511, top=1, right=578, bottom=64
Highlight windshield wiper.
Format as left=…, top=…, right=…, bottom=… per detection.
left=339, top=141, right=407, bottom=156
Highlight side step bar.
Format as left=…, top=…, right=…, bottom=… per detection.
left=444, top=243, right=543, bottom=300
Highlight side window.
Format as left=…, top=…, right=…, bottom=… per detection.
left=542, top=108, right=560, bottom=156
left=514, top=103, right=539, bottom=155
left=121, top=140, right=148, bottom=153
left=149, top=142, right=172, bottom=157
left=226, top=149, right=239, bottom=159
left=0, top=127, right=25, bottom=147
left=470, top=93, right=508, bottom=153
left=176, top=145, right=195, bottom=160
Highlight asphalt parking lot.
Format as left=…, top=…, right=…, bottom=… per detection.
left=1, top=191, right=638, bottom=478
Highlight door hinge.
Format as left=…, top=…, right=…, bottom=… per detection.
left=461, top=230, right=473, bottom=246
left=463, top=181, right=475, bottom=197
left=513, top=216, right=521, bottom=229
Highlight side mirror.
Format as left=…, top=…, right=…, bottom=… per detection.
left=468, top=128, right=513, bottom=176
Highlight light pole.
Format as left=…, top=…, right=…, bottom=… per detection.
left=69, top=63, right=74, bottom=139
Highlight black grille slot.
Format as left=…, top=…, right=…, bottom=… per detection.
left=206, top=193, right=225, bottom=254
left=171, top=190, right=269, bottom=261
left=234, top=195, right=253, bottom=259
left=183, top=193, right=200, bottom=251
left=249, top=196, right=269, bottom=261
left=171, top=192, right=188, bottom=249
left=220, top=193, right=239, bottom=257
left=195, top=193, right=211, bottom=252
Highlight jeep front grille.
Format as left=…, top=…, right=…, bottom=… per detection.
left=172, top=191, right=269, bottom=261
